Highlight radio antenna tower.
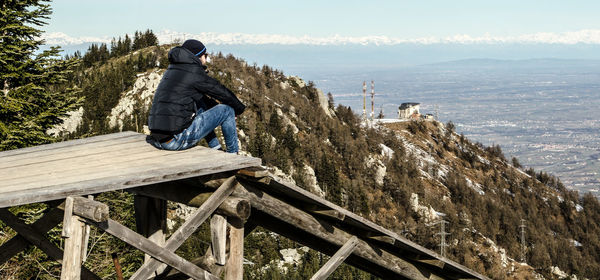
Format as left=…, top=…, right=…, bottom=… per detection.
left=434, top=104, right=439, bottom=120
left=520, top=219, right=527, bottom=262
left=428, top=219, right=450, bottom=257
left=362, top=81, right=367, bottom=120
left=370, top=80, right=375, bottom=121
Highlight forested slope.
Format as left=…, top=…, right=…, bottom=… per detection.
left=2, top=38, right=600, bottom=279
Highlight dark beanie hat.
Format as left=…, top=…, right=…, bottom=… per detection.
left=182, top=39, right=207, bottom=56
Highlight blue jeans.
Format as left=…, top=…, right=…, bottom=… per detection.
left=153, top=104, right=239, bottom=153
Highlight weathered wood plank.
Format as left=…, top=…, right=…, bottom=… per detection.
left=0, top=209, right=101, bottom=280
left=130, top=176, right=238, bottom=280
left=310, top=236, right=359, bottom=280
left=0, top=153, right=259, bottom=208
left=210, top=214, right=227, bottom=266
left=0, top=136, right=145, bottom=170
left=0, top=146, right=211, bottom=188
left=1, top=147, right=239, bottom=191
left=224, top=218, right=244, bottom=280
left=88, top=218, right=219, bottom=280
left=0, top=131, right=139, bottom=159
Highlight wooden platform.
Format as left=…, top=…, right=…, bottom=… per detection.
left=0, top=131, right=261, bottom=208
left=0, top=132, right=488, bottom=280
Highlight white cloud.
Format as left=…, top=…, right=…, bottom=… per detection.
left=41, top=29, right=600, bottom=47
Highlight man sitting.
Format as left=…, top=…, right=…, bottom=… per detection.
left=147, top=39, right=245, bottom=153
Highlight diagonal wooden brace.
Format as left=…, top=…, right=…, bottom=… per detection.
left=88, top=218, right=219, bottom=280
left=0, top=207, right=63, bottom=264
left=131, top=176, right=238, bottom=280
left=0, top=208, right=101, bottom=280
left=310, top=236, right=359, bottom=280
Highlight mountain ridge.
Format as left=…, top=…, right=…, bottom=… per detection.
left=36, top=44, right=600, bottom=279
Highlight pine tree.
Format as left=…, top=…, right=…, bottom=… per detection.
left=0, top=0, right=82, bottom=150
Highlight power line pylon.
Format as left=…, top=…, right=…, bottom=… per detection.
left=428, top=219, right=450, bottom=257
left=520, top=219, right=527, bottom=263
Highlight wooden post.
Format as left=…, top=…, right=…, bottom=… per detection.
left=310, top=236, right=359, bottom=280
left=134, top=195, right=167, bottom=277
left=225, top=218, right=244, bottom=280
left=211, top=214, right=228, bottom=265
left=61, top=197, right=87, bottom=280
left=82, top=195, right=93, bottom=262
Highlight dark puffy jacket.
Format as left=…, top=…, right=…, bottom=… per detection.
left=148, top=47, right=245, bottom=136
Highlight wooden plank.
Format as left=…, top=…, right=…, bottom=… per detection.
left=310, top=236, right=359, bottom=280
left=0, top=209, right=101, bottom=280
left=0, top=153, right=260, bottom=208
left=224, top=219, right=244, bottom=280
left=61, top=209, right=86, bottom=280
left=0, top=136, right=144, bottom=170
left=130, top=176, right=239, bottom=280
left=89, top=218, right=219, bottom=280
left=134, top=195, right=168, bottom=277
left=1, top=146, right=234, bottom=191
left=0, top=207, right=63, bottom=264
left=210, top=214, right=227, bottom=265
left=0, top=145, right=204, bottom=187
left=0, top=131, right=139, bottom=159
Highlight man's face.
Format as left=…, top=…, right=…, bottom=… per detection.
left=200, top=54, right=208, bottom=65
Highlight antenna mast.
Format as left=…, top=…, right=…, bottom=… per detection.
left=362, top=81, right=367, bottom=120
left=370, top=80, right=375, bottom=121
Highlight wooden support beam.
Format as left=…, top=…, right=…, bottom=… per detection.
left=131, top=187, right=250, bottom=221
left=131, top=176, right=238, bottom=280
left=310, top=236, right=359, bottom=280
left=61, top=197, right=87, bottom=280
left=0, top=207, right=63, bottom=264
left=58, top=196, right=110, bottom=223
left=134, top=195, right=168, bottom=277
left=232, top=181, right=441, bottom=280
left=0, top=208, right=101, bottom=279
left=236, top=166, right=269, bottom=178
left=305, top=205, right=345, bottom=221
left=225, top=218, right=244, bottom=280
left=88, top=218, right=219, bottom=280
left=147, top=222, right=258, bottom=280
left=210, top=214, right=228, bottom=265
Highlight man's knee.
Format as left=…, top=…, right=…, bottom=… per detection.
left=215, top=104, right=234, bottom=116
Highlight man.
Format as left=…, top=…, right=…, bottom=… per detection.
left=147, top=39, right=245, bottom=153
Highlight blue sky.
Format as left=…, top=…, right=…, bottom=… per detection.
left=45, top=0, right=600, bottom=40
